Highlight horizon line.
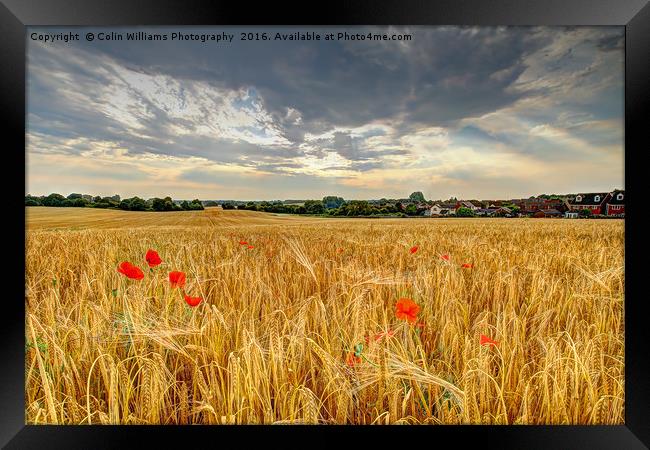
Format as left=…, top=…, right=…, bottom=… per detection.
left=25, top=187, right=625, bottom=202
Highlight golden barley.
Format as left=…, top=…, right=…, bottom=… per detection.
left=25, top=207, right=624, bottom=424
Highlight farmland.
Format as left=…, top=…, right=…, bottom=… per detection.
left=25, top=207, right=624, bottom=424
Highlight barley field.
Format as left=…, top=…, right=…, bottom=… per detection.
left=25, top=207, right=625, bottom=425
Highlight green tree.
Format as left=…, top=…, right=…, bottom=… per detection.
left=456, top=207, right=475, bottom=217
left=405, top=204, right=418, bottom=216
left=409, top=191, right=426, bottom=202
left=25, top=195, right=41, bottom=206
left=41, top=193, right=66, bottom=207
left=71, top=198, right=88, bottom=208
left=130, top=197, right=147, bottom=211
left=151, top=198, right=165, bottom=211
left=304, top=200, right=325, bottom=215
left=163, top=197, right=175, bottom=211
left=189, top=199, right=204, bottom=210
left=579, top=209, right=593, bottom=217
left=322, top=196, right=345, bottom=209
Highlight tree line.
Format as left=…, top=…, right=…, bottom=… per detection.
left=25, top=193, right=204, bottom=211
left=231, top=196, right=422, bottom=217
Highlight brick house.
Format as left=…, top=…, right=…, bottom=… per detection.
left=604, top=190, right=625, bottom=216
left=568, top=192, right=611, bottom=215
left=513, top=198, right=568, bottom=214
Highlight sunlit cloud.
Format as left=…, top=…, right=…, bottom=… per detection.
left=27, top=26, right=624, bottom=200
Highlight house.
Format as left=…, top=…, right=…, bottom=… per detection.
left=565, top=211, right=579, bottom=219
left=568, top=192, right=611, bottom=215
left=482, top=200, right=504, bottom=208
left=492, top=206, right=513, bottom=217
left=533, top=208, right=563, bottom=218
left=604, top=190, right=624, bottom=216
left=513, top=198, right=568, bottom=214
left=475, top=208, right=495, bottom=217
left=455, top=201, right=480, bottom=211
left=425, top=204, right=443, bottom=216
left=425, top=203, right=455, bottom=216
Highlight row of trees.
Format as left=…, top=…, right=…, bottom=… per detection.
left=235, top=198, right=414, bottom=217
left=25, top=193, right=204, bottom=211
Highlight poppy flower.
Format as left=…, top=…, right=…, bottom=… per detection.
left=247, top=245, right=254, bottom=249
left=117, top=262, right=144, bottom=280
left=410, top=246, right=419, bottom=254
left=145, top=249, right=162, bottom=267
left=345, top=352, right=362, bottom=367
left=440, top=254, right=450, bottom=261
left=461, top=263, right=474, bottom=269
left=239, top=241, right=248, bottom=245
left=480, top=334, right=498, bottom=347
left=184, top=294, right=202, bottom=307
left=169, top=271, right=186, bottom=289
left=395, top=298, right=420, bottom=324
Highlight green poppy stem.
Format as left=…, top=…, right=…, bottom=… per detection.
left=360, top=353, right=379, bottom=368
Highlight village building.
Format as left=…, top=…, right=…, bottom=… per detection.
left=454, top=200, right=480, bottom=211
left=533, top=208, right=563, bottom=218
left=425, top=203, right=455, bottom=216
left=605, top=190, right=625, bottom=216
left=568, top=192, right=611, bottom=215
left=512, top=198, right=568, bottom=214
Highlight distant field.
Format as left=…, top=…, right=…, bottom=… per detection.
left=25, top=207, right=624, bottom=424
left=26, top=206, right=330, bottom=230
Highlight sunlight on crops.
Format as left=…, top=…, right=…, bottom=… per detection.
left=25, top=208, right=624, bottom=424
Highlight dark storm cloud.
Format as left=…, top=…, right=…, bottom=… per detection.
left=39, top=26, right=557, bottom=135
left=26, top=25, right=624, bottom=199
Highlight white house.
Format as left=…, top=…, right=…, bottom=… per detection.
left=425, top=204, right=454, bottom=216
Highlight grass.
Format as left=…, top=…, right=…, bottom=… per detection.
left=25, top=207, right=624, bottom=424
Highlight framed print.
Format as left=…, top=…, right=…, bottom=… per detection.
left=2, top=0, right=649, bottom=448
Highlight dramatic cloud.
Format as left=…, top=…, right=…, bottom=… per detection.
left=27, top=26, right=624, bottom=200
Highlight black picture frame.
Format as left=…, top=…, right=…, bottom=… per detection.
left=3, top=0, right=648, bottom=448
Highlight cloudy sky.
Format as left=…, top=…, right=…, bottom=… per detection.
left=27, top=26, right=624, bottom=200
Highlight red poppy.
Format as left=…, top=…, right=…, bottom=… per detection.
left=440, top=254, right=450, bottom=261
left=480, top=334, right=498, bottom=347
left=184, top=294, right=202, bottom=307
left=395, top=298, right=420, bottom=324
left=145, top=249, right=162, bottom=267
left=461, top=263, right=474, bottom=269
left=247, top=245, right=254, bottom=249
left=410, top=246, right=419, bottom=254
left=239, top=240, right=248, bottom=245
left=117, top=262, right=144, bottom=280
left=345, top=352, right=362, bottom=367
left=169, top=271, right=186, bottom=288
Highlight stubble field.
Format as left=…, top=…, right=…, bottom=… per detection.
left=25, top=207, right=624, bottom=425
